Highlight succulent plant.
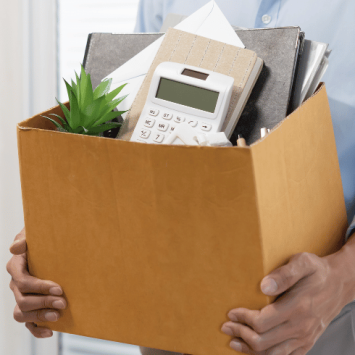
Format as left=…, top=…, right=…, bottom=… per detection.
left=42, top=64, right=128, bottom=136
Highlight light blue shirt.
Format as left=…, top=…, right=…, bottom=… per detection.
left=134, top=0, right=355, bottom=229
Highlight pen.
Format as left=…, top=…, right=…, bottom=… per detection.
left=237, top=134, right=247, bottom=147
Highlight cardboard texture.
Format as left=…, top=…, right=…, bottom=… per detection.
left=17, top=84, right=347, bottom=355
left=118, top=28, right=261, bottom=141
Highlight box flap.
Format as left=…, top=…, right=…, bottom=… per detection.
left=251, top=84, right=347, bottom=274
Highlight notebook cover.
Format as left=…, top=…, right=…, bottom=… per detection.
left=83, top=32, right=163, bottom=89
left=234, top=27, right=301, bottom=144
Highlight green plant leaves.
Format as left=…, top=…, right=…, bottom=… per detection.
left=50, top=64, right=128, bottom=137
left=49, top=114, right=71, bottom=131
left=41, top=115, right=68, bottom=132
left=69, top=90, right=81, bottom=129
left=55, top=99, right=70, bottom=122
left=93, top=78, right=112, bottom=100
left=105, top=83, right=127, bottom=103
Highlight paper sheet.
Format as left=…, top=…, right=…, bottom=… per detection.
left=103, top=0, right=245, bottom=118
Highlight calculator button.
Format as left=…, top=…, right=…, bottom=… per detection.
left=157, top=122, right=169, bottom=132
left=153, top=133, right=165, bottom=143
left=139, top=128, right=151, bottom=139
left=149, top=108, right=159, bottom=116
left=174, top=116, right=185, bottom=123
left=162, top=112, right=173, bottom=120
left=187, top=119, right=198, bottom=127
left=144, top=118, right=155, bottom=128
left=200, top=123, right=212, bottom=131
left=169, top=125, right=177, bottom=133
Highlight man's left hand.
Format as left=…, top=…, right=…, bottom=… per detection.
left=221, top=251, right=354, bottom=355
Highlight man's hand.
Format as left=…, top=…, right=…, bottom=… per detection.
left=7, top=228, right=67, bottom=338
left=221, top=242, right=355, bottom=355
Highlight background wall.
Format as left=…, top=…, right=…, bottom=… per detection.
left=0, top=0, right=140, bottom=354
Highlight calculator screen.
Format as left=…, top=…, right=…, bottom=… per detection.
left=156, top=78, right=219, bottom=113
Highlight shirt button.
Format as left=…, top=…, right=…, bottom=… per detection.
left=262, top=14, right=272, bottom=24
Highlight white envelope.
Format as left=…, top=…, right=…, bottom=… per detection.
left=103, top=0, right=245, bottom=118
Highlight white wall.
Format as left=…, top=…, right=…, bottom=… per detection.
left=0, top=0, right=31, bottom=354
left=0, top=0, right=58, bottom=354
left=58, top=0, right=140, bottom=101
left=0, top=0, right=140, bottom=354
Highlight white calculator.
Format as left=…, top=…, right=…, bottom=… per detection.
left=130, top=62, right=234, bottom=144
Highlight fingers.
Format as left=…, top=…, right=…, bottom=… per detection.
left=260, top=253, right=317, bottom=296
left=12, top=283, right=67, bottom=312
left=25, top=322, right=53, bottom=338
left=15, top=274, right=63, bottom=296
left=13, top=304, right=61, bottom=324
left=10, top=228, right=27, bottom=255
left=222, top=319, right=306, bottom=352
left=222, top=322, right=262, bottom=352
left=229, top=338, right=301, bottom=355
left=228, top=304, right=290, bottom=334
left=229, top=338, right=254, bottom=354
left=7, top=258, right=63, bottom=296
left=7, top=254, right=29, bottom=280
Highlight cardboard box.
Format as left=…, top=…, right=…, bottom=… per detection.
left=17, top=84, right=347, bottom=355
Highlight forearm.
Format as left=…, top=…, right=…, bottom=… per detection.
left=326, top=231, right=355, bottom=308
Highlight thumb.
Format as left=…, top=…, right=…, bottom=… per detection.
left=9, top=228, right=27, bottom=255
left=260, top=253, right=315, bottom=296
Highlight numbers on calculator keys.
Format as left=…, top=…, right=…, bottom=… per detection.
left=139, top=129, right=151, bottom=139
left=153, top=133, right=165, bottom=143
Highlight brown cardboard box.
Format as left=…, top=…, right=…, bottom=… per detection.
left=17, top=84, right=347, bottom=355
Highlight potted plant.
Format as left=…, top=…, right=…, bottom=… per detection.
left=42, top=64, right=128, bottom=137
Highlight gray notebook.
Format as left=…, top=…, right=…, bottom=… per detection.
left=234, top=27, right=302, bottom=144
left=83, top=27, right=301, bottom=144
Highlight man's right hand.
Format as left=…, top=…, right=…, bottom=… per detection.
left=6, top=228, right=67, bottom=338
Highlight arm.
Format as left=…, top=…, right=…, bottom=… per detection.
left=7, top=228, right=67, bottom=338
left=221, top=226, right=355, bottom=355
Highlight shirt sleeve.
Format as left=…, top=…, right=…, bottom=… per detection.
left=345, top=215, right=355, bottom=242
left=134, top=0, right=164, bottom=33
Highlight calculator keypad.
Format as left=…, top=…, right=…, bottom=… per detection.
left=134, top=107, right=216, bottom=144
left=157, top=122, right=169, bottom=132
left=149, top=108, right=159, bottom=116
left=201, top=123, right=212, bottom=131
left=144, top=118, right=155, bottom=128
left=153, top=133, right=165, bottom=143
left=139, top=129, right=151, bottom=139
left=174, top=116, right=185, bottom=123
left=187, top=119, right=198, bottom=127
left=162, top=112, right=173, bottom=120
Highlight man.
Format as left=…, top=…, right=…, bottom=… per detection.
left=7, top=0, right=355, bottom=354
